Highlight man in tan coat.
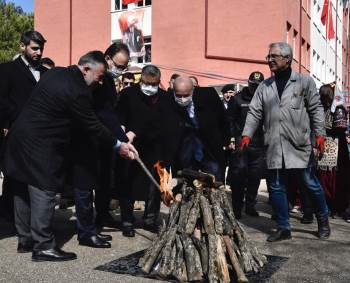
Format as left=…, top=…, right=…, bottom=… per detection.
left=242, top=42, right=330, bottom=242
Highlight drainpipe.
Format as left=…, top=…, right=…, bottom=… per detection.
left=299, top=0, right=302, bottom=73
left=69, top=0, right=73, bottom=65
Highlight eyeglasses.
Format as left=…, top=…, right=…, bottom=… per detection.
left=265, top=54, right=287, bottom=61
left=111, top=58, right=128, bottom=71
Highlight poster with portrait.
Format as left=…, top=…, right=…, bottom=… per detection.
left=118, top=10, right=145, bottom=58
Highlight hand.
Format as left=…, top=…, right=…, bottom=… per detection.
left=316, top=136, right=325, bottom=157
left=240, top=136, right=251, bottom=151
left=3, top=128, right=8, bottom=137
left=118, top=142, right=139, bottom=160
left=126, top=131, right=136, bottom=143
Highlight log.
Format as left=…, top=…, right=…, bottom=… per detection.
left=177, top=197, right=193, bottom=233
left=157, top=225, right=178, bottom=277
left=199, top=195, right=215, bottom=235
left=208, top=234, right=219, bottom=283
left=172, top=235, right=188, bottom=282
left=223, top=236, right=248, bottom=283
left=180, top=235, right=203, bottom=281
left=185, top=192, right=201, bottom=234
left=141, top=226, right=177, bottom=273
left=209, top=190, right=224, bottom=235
left=216, top=236, right=230, bottom=283
left=192, top=236, right=209, bottom=275
left=218, top=190, right=237, bottom=229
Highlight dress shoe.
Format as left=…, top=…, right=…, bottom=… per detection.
left=317, top=217, right=331, bottom=239
left=32, top=248, right=77, bottom=262
left=245, top=207, right=259, bottom=217
left=97, top=233, right=112, bottom=242
left=79, top=235, right=111, bottom=248
left=143, top=223, right=159, bottom=234
left=17, top=243, right=33, bottom=253
left=122, top=226, right=135, bottom=237
left=267, top=228, right=292, bottom=242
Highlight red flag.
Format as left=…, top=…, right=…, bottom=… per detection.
left=320, top=0, right=335, bottom=40
left=122, top=0, right=142, bottom=5
left=327, top=4, right=335, bottom=39
left=321, top=0, right=329, bottom=25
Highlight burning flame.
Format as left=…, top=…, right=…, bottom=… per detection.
left=154, top=161, right=174, bottom=207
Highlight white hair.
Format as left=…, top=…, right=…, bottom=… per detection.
left=269, top=42, right=293, bottom=59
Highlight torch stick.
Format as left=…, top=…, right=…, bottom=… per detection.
left=135, top=156, right=162, bottom=191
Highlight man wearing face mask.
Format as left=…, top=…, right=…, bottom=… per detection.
left=161, top=76, right=230, bottom=181
left=227, top=71, right=265, bottom=219
left=3, top=51, right=138, bottom=261
left=117, top=65, right=166, bottom=237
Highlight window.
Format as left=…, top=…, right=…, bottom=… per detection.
left=138, top=36, right=151, bottom=63
left=115, top=0, right=128, bottom=11
left=137, top=0, right=152, bottom=7
left=286, top=22, right=292, bottom=44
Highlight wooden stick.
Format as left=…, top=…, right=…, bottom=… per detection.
left=199, top=195, right=215, bottom=235
left=216, top=236, right=230, bottom=283
left=223, top=236, right=248, bottom=283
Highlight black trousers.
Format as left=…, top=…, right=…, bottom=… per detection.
left=230, top=147, right=265, bottom=210
left=74, top=188, right=96, bottom=239
left=95, top=147, right=113, bottom=220
left=120, top=182, right=160, bottom=227
left=14, top=184, right=56, bottom=251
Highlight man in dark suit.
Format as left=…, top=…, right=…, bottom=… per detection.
left=70, top=43, right=130, bottom=248
left=0, top=31, right=47, bottom=222
left=117, top=65, right=166, bottom=237
left=3, top=51, right=138, bottom=261
left=161, top=76, right=231, bottom=181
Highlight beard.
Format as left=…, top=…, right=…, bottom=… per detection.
left=24, top=52, right=41, bottom=67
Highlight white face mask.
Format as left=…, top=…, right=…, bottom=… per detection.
left=174, top=95, right=193, bottom=107
left=108, top=65, right=124, bottom=78
left=141, top=84, right=158, bottom=96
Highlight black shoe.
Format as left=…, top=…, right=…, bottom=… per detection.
left=233, top=209, right=242, bottom=220
left=32, top=248, right=77, bottom=262
left=245, top=207, right=259, bottom=217
left=122, top=226, right=135, bottom=237
left=300, top=215, right=314, bottom=224
left=317, top=217, right=331, bottom=239
left=79, top=235, right=111, bottom=248
left=97, top=233, right=112, bottom=242
left=143, top=223, right=159, bottom=234
left=267, top=228, right=292, bottom=242
left=17, top=243, right=33, bottom=253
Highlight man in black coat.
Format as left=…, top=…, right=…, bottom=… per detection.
left=227, top=71, right=265, bottom=219
left=3, top=51, right=138, bottom=262
left=117, top=65, right=166, bottom=237
left=70, top=43, right=130, bottom=248
left=0, top=31, right=47, bottom=222
left=161, top=76, right=231, bottom=181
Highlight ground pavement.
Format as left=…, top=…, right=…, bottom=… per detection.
left=0, top=180, right=349, bottom=283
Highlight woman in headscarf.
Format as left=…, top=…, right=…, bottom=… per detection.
left=317, top=84, right=350, bottom=219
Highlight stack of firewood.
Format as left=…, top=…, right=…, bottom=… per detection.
left=138, top=169, right=267, bottom=283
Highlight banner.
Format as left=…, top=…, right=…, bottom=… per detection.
left=118, top=10, right=145, bottom=58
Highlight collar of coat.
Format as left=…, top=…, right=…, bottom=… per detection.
left=265, top=70, right=301, bottom=101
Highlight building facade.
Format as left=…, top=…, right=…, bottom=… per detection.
left=35, top=0, right=350, bottom=94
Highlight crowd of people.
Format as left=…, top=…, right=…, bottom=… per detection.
left=0, top=30, right=349, bottom=262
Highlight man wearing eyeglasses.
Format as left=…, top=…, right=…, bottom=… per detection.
left=242, top=42, right=330, bottom=242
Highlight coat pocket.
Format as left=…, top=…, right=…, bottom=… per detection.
left=291, top=93, right=304, bottom=109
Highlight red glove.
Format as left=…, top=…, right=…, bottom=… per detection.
left=316, top=136, right=325, bottom=155
left=240, top=136, right=251, bottom=151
